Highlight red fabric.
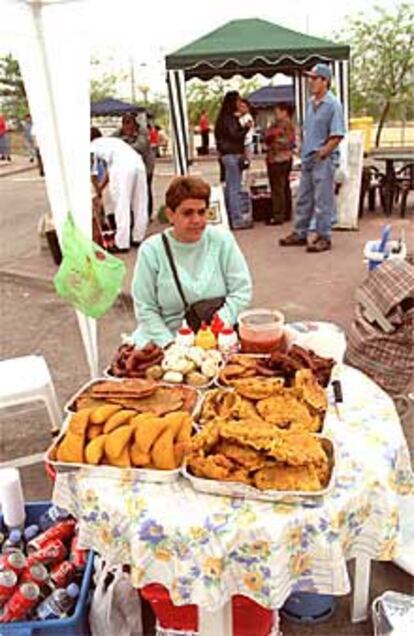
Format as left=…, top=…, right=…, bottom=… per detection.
left=0, top=115, right=7, bottom=136
left=149, top=127, right=159, bottom=145
left=199, top=113, right=209, bottom=131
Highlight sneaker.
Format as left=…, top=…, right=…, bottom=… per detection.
left=279, top=232, right=307, bottom=246
left=306, top=236, right=332, bottom=253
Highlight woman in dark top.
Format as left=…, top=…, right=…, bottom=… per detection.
left=264, top=103, right=296, bottom=225
left=215, top=91, right=251, bottom=229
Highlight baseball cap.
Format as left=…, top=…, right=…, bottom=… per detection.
left=304, top=64, right=332, bottom=81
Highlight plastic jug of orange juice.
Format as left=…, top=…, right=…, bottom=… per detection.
left=195, top=322, right=216, bottom=350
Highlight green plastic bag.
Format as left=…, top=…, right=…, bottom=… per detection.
left=54, top=213, right=126, bottom=318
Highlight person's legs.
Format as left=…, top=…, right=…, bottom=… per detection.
left=284, top=159, right=293, bottom=221
left=110, top=169, right=132, bottom=250
left=313, top=157, right=335, bottom=239
left=293, top=162, right=315, bottom=239
left=267, top=163, right=283, bottom=224
left=131, top=167, right=149, bottom=245
left=222, top=154, right=244, bottom=228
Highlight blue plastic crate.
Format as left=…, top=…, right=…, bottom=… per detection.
left=0, top=502, right=93, bottom=636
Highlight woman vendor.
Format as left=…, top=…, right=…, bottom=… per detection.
left=131, top=176, right=252, bottom=347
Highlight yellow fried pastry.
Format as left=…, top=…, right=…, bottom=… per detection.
left=87, top=424, right=103, bottom=441
left=110, top=446, right=131, bottom=468
left=85, top=434, right=107, bottom=465
left=253, top=464, right=322, bottom=491
left=69, top=408, right=93, bottom=436
left=176, top=415, right=192, bottom=443
left=231, top=377, right=284, bottom=400
left=256, top=394, right=319, bottom=432
left=56, top=431, right=84, bottom=464
left=90, top=404, right=122, bottom=425
left=151, top=427, right=175, bottom=470
left=173, top=441, right=188, bottom=467
left=104, top=409, right=137, bottom=434
left=129, top=443, right=151, bottom=467
left=163, top=411, right=188, bottom=440
left=134, top=415, right=167, bottom=454
left=105, top=425, right=134, bottom=460
left=294, top=369, right=327, bottom=413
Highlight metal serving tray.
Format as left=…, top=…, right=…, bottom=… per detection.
left=182, top=436, right=336, bottom=503
left=45, top=414, right=181, bottom=483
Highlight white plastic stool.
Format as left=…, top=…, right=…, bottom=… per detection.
left=0, top=355, right=61, bottom=434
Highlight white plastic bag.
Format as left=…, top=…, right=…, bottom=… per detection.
left=89, top=556, right=143, bottom=636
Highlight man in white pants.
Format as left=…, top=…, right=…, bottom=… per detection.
left=91, top=127, right=148, bottom=252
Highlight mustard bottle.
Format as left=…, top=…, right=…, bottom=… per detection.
left=195, top=322, right=216, bottom=350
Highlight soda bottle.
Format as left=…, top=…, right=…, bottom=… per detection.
left=35, top=583, right=79, bottom=620
left=23, top=524, right=40, bottom=543
left=2, top=530, right=24, bottom=554
left=38, top=506, right=70, bottom=532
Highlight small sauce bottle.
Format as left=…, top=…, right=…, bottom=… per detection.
left=218, top=325, right=239, bottom=354
left=195, top=322, right=216, bottom=350
left=175, top=320, right=195, bottom=347
left=210, top=313, right=224, bottom=339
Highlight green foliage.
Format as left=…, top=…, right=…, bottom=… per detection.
left=0, top=54, right=28, bottom=123
left=337, top=2, right=414, bottom=145
left=141, top=94, right=169, bottom=128
left=187, top=77, right=261, bottom=127
left=90, top=56, right=124, bottom=102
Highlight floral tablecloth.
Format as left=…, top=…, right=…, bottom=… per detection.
left=53, top=365, right=414, bottom=612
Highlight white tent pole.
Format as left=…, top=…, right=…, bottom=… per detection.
left=10, top=0, right=98, bottom=378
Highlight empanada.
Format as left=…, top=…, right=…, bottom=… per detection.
left=133, top=415, right=167, bottom=453
left=105, top=425, right=134, bottom=460
left=85, top=434, right=107, bottom=464
left=151, top=427, right=175, bottom=470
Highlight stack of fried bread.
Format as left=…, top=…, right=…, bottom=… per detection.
left=69, top=378, right=198, bottom=416
left=201, top=369, right=327, bottom=433
left=53, top=406, right=193, bottom=470
left=219, top=345, right=335, bottom=388
left=187, top=418, right=331, bottom=492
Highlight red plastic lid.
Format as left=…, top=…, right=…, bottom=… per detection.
left=221, top=326, right=235, bottom=335
left=178, top=327, right=192, bottom=335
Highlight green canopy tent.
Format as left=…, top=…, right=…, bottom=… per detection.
left=165, top=18, right=350, bottom=174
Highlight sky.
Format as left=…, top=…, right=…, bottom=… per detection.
left=1, top=0, right=400, bottom=99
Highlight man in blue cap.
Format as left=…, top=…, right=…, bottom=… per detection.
left=280, top=63, right=345, bottom=252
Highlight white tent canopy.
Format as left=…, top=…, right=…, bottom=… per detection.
left=3, top=0, right=98, bottom=377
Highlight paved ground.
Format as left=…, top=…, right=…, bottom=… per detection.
left=0, top=154, right=413, bottom=634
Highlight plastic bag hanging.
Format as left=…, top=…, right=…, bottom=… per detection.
left=54, top=213, right=126, bottom=319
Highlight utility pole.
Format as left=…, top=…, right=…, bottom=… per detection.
left=129, top=55, right=136, bottom=102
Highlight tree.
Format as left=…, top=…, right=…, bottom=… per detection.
left=187, top=77, right=261, bottom=127
left=0, top=54, right=28, bottom=123
left=339, top=3, right=414, bottom=146
left=90, top=56, right=124, bottom=102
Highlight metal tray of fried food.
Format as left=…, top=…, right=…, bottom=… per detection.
left=64, top=377, right=201, bottom=417
left=182, top=436, right=336, bottom=503
left=45, top=414, right=182, bottom=483
left=198, top=381, right=328, bottom=434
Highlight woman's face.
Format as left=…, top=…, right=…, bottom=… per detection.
left=122, top=119, right=136, bottom=136
left=167, top=198, right=208, bottom=243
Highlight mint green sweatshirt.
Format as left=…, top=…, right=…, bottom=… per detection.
left=131, top=226, right=252, bottom=347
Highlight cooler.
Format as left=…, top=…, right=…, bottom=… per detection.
left=140, top=584, right=277, bottom=636
left=0, top=502, right=94, bottom=636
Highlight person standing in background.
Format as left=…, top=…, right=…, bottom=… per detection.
left=238, top=99, right=254, bottom=162
left=113, top=114, right=155, bottom=221
left=264, top=102, right=296, bottom=225
left=280, top=63, right=345, bottom=253
left=215, top=91, right=251, bottom=230
left=199, top=110, right=210, bottom=155
left=22, top=114, right=36, bottom=162
left=148, top=123, right=160, bottom=158
left=90, top=127, right=148, bottom=253
left=0, top=113, right=11, bottom=162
